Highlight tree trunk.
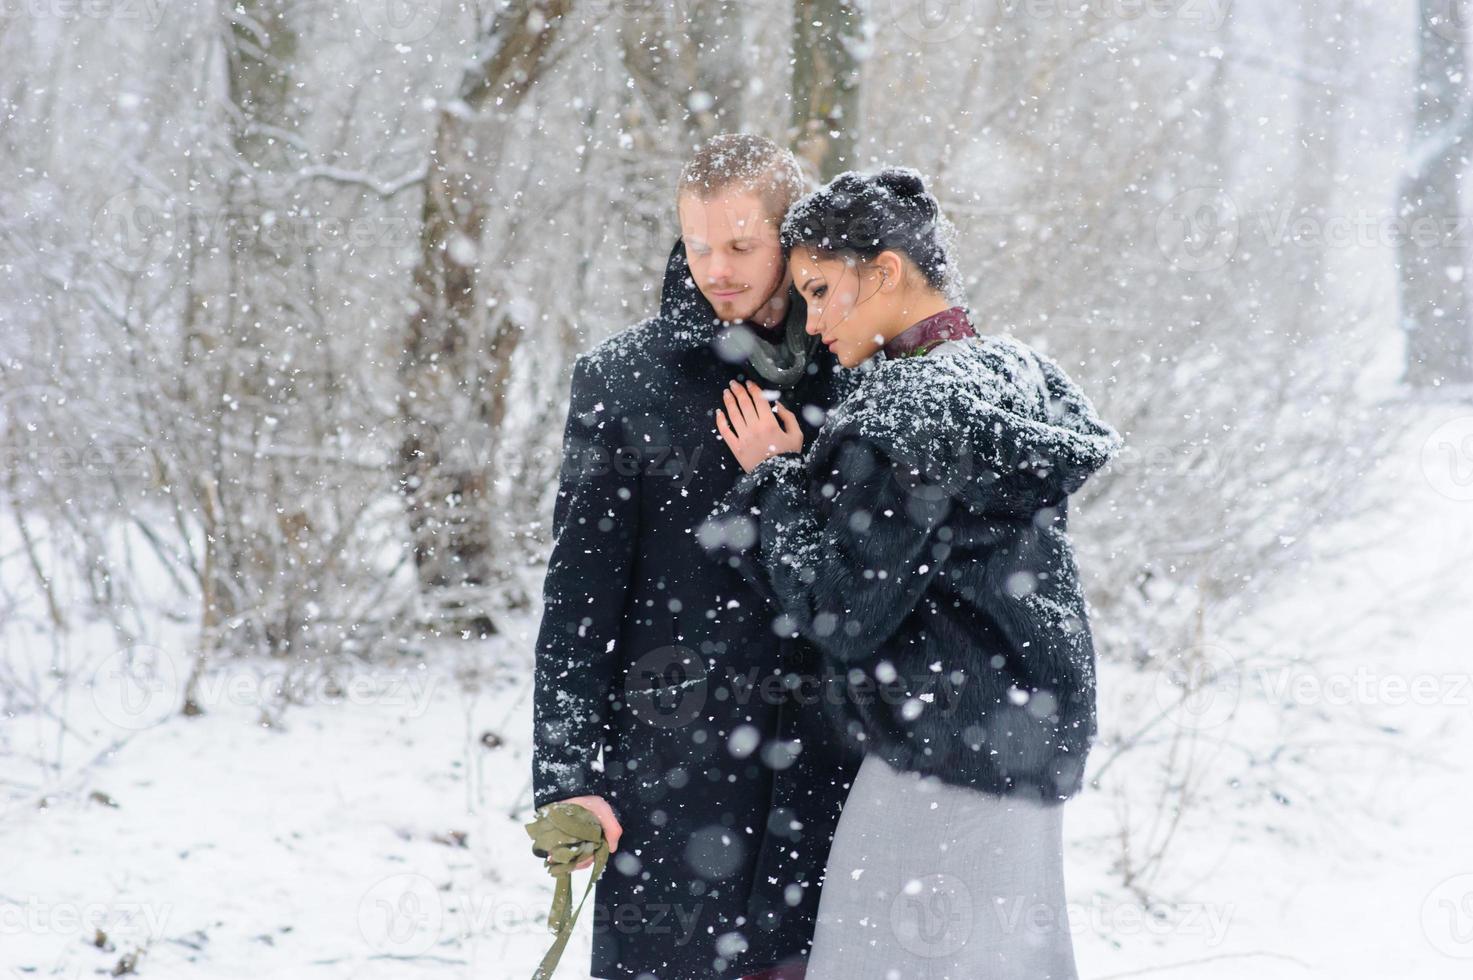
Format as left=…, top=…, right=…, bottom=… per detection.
left=397, top=0, right=572, bottom=637
left=1399, top=0, right=1473, bottom=386
left=791, top=0, right=862, bottom=180
left=1292, top=0, right=1343, bottom=346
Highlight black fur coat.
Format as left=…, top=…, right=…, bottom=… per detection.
left=699, top=333, right=1124, bottom=803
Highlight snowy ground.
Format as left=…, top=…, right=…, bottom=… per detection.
left=3, top=400, right=1472, bottom=979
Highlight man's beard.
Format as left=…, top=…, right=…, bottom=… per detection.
left=710, top=263, right=784, bottom=328
left=711, top=297, right=749, bottom=321
left=717, top=301, right=780, bottom=334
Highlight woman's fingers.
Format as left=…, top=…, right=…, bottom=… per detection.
left=743, top=380, right=775, bottom=421
left=725, top=381, right=755, bottom=427
left=715, top=383, right=805, bottom=472
left=722, top=387, right=748, bottom=431
left=715, top=407, right=737, bottom=446
left=734, top=380, right=784, bottom=443
left=722, top=380, right=791, bottom=448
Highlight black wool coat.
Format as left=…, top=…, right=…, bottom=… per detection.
left=699, top=333, right=1124, bottom=804
left=531, top=239, right=864, bottom=980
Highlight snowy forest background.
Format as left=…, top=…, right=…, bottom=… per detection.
left=3, top=0, right=1473, bottom=976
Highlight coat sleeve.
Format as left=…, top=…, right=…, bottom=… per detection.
left=699, top=436, right=954, bottom=667
left=531, top=353, right=640, bottom=811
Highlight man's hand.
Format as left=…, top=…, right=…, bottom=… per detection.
left=558, top=795, right=622, bottom=870
left=716, top=380, right=804, bottom=473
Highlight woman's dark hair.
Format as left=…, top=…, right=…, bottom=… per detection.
left=779, top=166, right=953, bottom=292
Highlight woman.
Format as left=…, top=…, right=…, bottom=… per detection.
left=698, top=167, right=1123, bottom=979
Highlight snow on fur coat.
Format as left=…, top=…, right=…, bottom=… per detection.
left=698, top=333, right=1124, bottom=803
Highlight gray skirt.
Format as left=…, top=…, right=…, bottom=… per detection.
left=805, top=752, right=1079, bottom=980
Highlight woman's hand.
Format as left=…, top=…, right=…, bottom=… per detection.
left=559, top=795, right=622, bottom=870
left=716, top=379, right=803, bottom=473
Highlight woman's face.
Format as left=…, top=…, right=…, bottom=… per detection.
left=789, top=249, right=888, bottom=368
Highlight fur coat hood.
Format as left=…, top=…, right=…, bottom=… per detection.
left=816, top=333, right=1122, bottom=520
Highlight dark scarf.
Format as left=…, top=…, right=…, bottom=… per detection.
left=737, top=287, right=819, bottom=387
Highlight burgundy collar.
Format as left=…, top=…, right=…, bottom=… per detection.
left=882, top=306, right=977, bottom=359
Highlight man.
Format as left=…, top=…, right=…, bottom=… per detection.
left=531, top=134, right=863, bottom=980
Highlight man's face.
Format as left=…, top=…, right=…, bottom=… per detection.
left=677, top=189, right=786, bottom=323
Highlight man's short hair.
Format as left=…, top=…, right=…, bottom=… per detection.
left=676, top=133, right=808, bottom=227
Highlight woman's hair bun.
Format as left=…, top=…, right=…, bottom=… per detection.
left=874, top=166, right=927, bottom=199
left=827, top=171, right=869, bottom=198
